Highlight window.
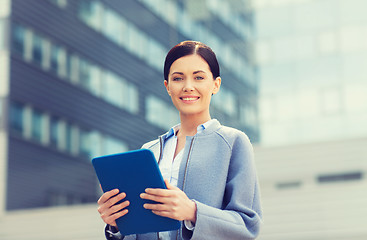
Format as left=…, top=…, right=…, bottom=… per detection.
left=89, top=131, right=102, bottom=158
left=103, top=8, right=122, bottom=44
left=126, top=24, right=139, bottom=55
left=135, top=31, right=148, bottom=60
left=124, top=83, right=139, bottom=114
left=78, top=0, right=103, bottom=31
left=31, top=109, right=44, bottom=143
left=241, top=103, right=258, bottom=128
left=9, top=102, right=25, bottom=134
left=103, top=72, right=123, bottom=107
left=276, top=181, right=302, bottom=190
left=102, top=72, right=138, bottom=113
left=164, top=0, right=177, bottom=26
left=65, top=122, right=73, bottom=153
left=103, top=136, right=128, bottom=155
left=50, top=44, right=61, bottom=74
left=32, top=33, right=44, bottom=66
left=79, top=128, right=91, bottom=159
left=65, top=52, right=73, bottom=81
left=211, top=87, right=237, bottom=116
left=69, top=54, right=79, bottom=84
left=89, top=65, right=101, bottom=96
left=49, top=0, right=67, bottom=8
left=79, top=59, right=91, bottom=90
left=318, top=172, right=363, bottom=183
left=77, top=59, right=102, bottom=96
left=12, top=24, right=25, bottom=56
left=146, top=95, right=178, bottom=129
left=50, top=116, right=61, bottom=148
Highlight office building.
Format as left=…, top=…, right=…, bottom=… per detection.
left=254, top=1, right=367, bottom=239
left=0, top=0, right=257, bottom=214
left=255, top=0, right=367, bottom=146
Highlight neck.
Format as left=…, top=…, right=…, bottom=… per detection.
left=178, top=112, right=211, bottom=137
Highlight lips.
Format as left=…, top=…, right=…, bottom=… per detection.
left=180, top=96, right=200, bottom=102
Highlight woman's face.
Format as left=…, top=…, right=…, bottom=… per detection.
left=164, top=54, right=221, bottom=118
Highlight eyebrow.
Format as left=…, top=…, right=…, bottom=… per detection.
left=171, top=70, right=206, bottom=76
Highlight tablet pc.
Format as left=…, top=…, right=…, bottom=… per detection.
left=92, top=149, right=180, bottom=235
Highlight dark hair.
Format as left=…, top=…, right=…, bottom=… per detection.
left=164, top=41, right=220, bottom=80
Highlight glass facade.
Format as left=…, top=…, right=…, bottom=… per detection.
left=9, top=102, right=24, bottom=134
left=255, top=0, right=367, bottom=146
left=31, top=32, right=44, bottom=66
left=146, top=95, right=179, bottom=130
left=11, top=23, right=140, bottom=115
left=8, top=101, right=129, bottom=160
left=12, top=24, right=25, bottom=56
left=30, top=108, right=44, bottom=143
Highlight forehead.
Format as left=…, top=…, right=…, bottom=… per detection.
left=170, top=54, right=210, bottom=73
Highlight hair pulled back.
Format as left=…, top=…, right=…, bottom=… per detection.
left=164, top=41, right=220, bottom=80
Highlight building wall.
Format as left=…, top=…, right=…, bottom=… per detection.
left=254, top=137, right=367, bottom=240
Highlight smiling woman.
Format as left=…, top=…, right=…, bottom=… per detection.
left=97, top=41, right=263, bottom=240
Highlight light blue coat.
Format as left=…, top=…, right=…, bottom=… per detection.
left=110, top=120, right=262, bottom=240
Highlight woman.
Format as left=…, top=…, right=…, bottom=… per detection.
left=97, top=41, right=262, bottom=240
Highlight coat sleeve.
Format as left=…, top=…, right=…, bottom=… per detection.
left=182, top=133, right=262, bottom=240
left=104, top=225, right=136, bottom=240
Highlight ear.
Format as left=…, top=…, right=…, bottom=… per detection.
left=212, top=77, right=221, bottom=95
left=164, top=80, right=171, bottom=96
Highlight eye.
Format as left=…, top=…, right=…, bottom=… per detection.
left=195, top=76, right=204, bottom=80
left=173, top=77, right=183, bottom=81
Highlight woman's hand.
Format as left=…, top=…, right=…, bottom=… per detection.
left=97, top=189, right=130, bottom=228
left=140, top=179, right=197, bottom=223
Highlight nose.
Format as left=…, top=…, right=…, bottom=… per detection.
left=183, top=79, right=195, bottom=92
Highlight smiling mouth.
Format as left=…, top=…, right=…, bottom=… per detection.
left=180, top=97, right=199, bottom=101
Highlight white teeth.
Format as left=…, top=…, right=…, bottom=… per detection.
left=182, top=97, right=197, bottom=101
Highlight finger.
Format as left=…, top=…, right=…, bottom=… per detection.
left=100, top=200, right=130, bottom=226
left=151, top=210, right=175, bottom=219
left=164, top=179, right=177, bottom=190
left=107, top=192, right=127, bottom=207
left=144, top=188, right=171, bottom=197
left=98, top=192, right=126, bottom=213
left=140, top=192, right=170, bottom=203
left=143, top=203, right=167, bottom=211
left=97, top=189, right=119, bottom=205
left=107, top=200, right=130, bottom=216
left=102, top=208, right=129, bottom=226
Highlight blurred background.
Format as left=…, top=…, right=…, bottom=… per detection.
left=0, top=0, right=366, bottom=239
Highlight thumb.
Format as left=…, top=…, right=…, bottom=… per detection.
left=164, top=179, right=176, bottom=190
